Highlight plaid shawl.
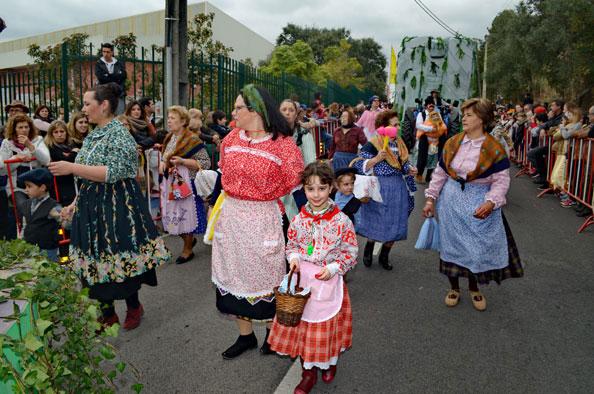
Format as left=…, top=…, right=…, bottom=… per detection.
left=439, top=132, right=509, bottom=188
left=368, top=135, right=409, bottom=170
left=161, top=128, right=204, bottom=171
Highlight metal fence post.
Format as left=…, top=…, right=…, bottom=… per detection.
left=61, top=42, right=70, bottom=122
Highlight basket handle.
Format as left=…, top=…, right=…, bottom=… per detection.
left=349, top=157, right=374, bottom=176
left=287, top=267, right=301, bottom=294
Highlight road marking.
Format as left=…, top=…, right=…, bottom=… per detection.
left=273, top=359, right=301, bottom=394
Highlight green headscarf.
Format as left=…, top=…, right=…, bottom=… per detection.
left=242, top=84, right=270, bottom=127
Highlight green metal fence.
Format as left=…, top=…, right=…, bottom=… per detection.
left=1, top=42, right=370, bottom=124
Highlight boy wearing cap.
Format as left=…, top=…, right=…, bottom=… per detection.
left=333, top=167, right=361, bottom=231
left=17, top=168, right=63, bottom=260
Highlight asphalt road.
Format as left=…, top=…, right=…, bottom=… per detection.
left=111, top=168, right=594, bottom=394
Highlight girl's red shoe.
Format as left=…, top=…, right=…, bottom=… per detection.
left=123, top=304, right=144, bottom=330
left=294, top=366, right=317, bottom=394
left=321, top=365, right=337, bottom=383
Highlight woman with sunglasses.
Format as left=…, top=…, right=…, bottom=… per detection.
left=211, top=85, right=304, bottom=360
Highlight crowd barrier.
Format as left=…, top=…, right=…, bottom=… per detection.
left=515, top=128, right=594, bottom=233
left=311, top=120, right=340, bottom=160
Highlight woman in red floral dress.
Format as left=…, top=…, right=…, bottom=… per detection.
left=211, top=85, right=304, bottom=359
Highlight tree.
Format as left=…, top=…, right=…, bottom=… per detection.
left=321, top=40, right=364, bottom=90
left=485, top=0, right=594, bottom=106
left=187, top=12, right=233, bottom=57
left=261, top=40, right=327, bottom=86
left=274, top=24, right=387, bottom=95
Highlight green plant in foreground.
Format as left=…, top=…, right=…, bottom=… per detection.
left=0, top=239, right=143, bottom=393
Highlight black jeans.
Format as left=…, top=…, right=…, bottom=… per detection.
left=527, top=146, right=549, bottom=177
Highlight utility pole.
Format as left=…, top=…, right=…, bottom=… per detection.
left=482, top=39, right=488, bottom=99
left=164, top=0, right=188, bottom=112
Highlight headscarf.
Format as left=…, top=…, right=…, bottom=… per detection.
left=242, top=84, right=270, bottom=127
left=439, top=132, right=509, bottom=190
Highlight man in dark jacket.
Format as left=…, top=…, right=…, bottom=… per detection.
left=94, top=43, right=127, bottom=115
left=528, top=98, right=564, bottom=186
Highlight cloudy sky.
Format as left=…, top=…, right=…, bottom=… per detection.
left=1, top=0, right=521, bottom=65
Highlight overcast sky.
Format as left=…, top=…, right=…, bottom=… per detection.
left=1, top=0, right=521, bottom=65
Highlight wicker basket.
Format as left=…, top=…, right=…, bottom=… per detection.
left=274, top=269, right=310, bottom=327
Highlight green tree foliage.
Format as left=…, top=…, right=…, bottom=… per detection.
left=321, top=40, right=364, bottom=90
left=485, top=0, right=594, bottom=106
left=261, top=40, right=327, bottom=86
left=274, top=24, right=387, bottom=96
left=188, top=12, right=233, bottom=57
left=27, top=33, right=90, bottom=68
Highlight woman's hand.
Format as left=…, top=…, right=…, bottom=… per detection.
left=17, top=135, right=34, bottom=150
left=422, top=199, right=435, bottom=218
left=473, top=201, right=495, bottom=219
left=158, top=161, right=166, bottom=175
left=289, top=258, right=300, bottom=272
left=14, top=153, right=31, bottom=162
left=48, top=161, right=74, bottom=176
left=375, top=150, right=388, bottom=163
left=408, top=166, right=418, bottom=176
left=169, top=156, right=185, bottom=166
left=315, top=268, right=331, bottom=281
left=61, top=203, right=75, bottom=222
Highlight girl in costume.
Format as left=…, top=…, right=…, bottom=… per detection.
left=423, top=98, right=522, bottom=311
left=211, top=85, right=304, bottom=359
left=267, top=162, right=358, bottom=394
left=352, top=110, right=418, bottom=270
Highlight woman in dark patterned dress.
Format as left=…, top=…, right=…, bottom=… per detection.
left=48, top=83, right=170, bottom=331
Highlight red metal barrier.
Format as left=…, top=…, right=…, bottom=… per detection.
left=536, top=136, right=556, bottom=198
left=312, top=120, right=340, bottom=160
left=563, top=138, right=594, bottom=232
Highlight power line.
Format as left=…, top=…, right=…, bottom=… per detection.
left=414, top=0, right=460, bottom=37
left=417, top=0, right=460, bottom=36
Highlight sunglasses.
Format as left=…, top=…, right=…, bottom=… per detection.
left=234, top=103, right=249, bottom=110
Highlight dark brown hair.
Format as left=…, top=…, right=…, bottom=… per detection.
left=375, top=110, right=399, bottom=129
left=300, top=161, right=335, bottom=186
left=336, top=172, right=356, bottom=184
left=341, top=109, right=356, bottom=125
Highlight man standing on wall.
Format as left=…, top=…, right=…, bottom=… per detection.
left=94, top=43, right=127, bottom=115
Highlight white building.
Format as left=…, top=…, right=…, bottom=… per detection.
left=0, top=1, right=274, bottom=70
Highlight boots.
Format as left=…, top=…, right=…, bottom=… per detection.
left=123, top=303, right=144, bottom=330
left=321, top=365, right=337, bottom=383
left=363, top=241, right=374, bottom=267
left=295, top=360, right=317, bottom=394
left=378, top=244, right=393, bottom=270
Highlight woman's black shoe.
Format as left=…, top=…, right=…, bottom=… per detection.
left=175, top=252, right=195, bottom=264
left=363, top=242, right=374, bottom=267
left=222, top=333, right=258, bottom=359
left=378, top=245, right=393, bottom=271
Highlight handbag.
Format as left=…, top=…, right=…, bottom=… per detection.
left=168, top=167, right=193, bottom=200
left=349, top=157, right=383, bottom=203
left=193, top=159, right=218, bottom=200
left=414, top=217, right=440, bottom=250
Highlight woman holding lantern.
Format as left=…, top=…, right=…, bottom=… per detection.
left=352, top=110, right=417, bottom=270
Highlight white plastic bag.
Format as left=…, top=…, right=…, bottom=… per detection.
left=353, top=174, right=383, bottom=203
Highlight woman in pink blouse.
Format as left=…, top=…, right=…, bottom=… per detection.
left=211, top=85, right=304, bottom=359
left=423, top=98, right=522, bottom=311
left=356, top=96, right=385, bottom=140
